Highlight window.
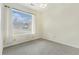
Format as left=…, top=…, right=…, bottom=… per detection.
left=11, top=9, right=34, bottom=35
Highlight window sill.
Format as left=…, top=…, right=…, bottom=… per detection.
left=13, top=32, right=35, bottom=37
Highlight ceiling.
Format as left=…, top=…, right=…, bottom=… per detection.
left=20, top=3, right=48, bottom=12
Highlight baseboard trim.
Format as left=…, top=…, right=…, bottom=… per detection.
left=42, top=34, right=79, bottom=49
left=4, top=38, right=41, bottom=48
left=4, top=34, right=41, bottom=48
left=4, top=33, right=79, bottom=49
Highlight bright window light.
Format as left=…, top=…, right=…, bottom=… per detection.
left=11, top=9, right=35, bottom=35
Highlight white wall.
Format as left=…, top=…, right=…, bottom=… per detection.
left=42, top=3, right=79, bottom=48
left=4, top=3, right=79, bottom=49
left=3, top=4, right=42, bottom=47
left=0, top=4, right=3, bottom=55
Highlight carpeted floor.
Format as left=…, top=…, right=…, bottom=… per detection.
left=3, top=39, right=79, bottom=55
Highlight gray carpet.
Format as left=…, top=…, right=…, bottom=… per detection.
left=2, top=39, right=79, bottom=55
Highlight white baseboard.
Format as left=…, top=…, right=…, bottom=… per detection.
left=42, top=33, right=79, bottom=49
left=4, top=33, right=79, bottom=49
left=4, top=34, right=41, bottom=48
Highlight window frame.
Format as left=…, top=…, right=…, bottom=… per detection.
left=11, top=8, right=34, bottom=35
left=5, top=4, right=36, bottom=37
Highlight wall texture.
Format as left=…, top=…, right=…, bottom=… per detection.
left=42, top=3, right=79, bottom=48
